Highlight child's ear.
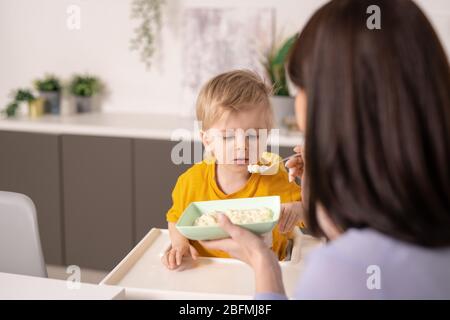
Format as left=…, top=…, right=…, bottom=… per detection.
left=200, top=130, right=214, bottom=161
left=200, top=130, right=210, bottom=148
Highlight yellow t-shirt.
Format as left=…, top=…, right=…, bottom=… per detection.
left=166, top=152, right=302, bottom=260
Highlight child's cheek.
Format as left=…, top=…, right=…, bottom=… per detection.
left=248, top=144, right=260, bottom=164
left=211, top=140, right=230, bottom=164
left=249, top=139, right=267, bottom=164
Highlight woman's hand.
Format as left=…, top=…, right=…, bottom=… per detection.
left=278, top=201, right=304, bottom=234
left=200, top=214, right=268, bottom=267
left=285, top=145, right=304, bottom=183
left=200, top=214, right=285, bottom=295
left=161, top=241, right=199, bottom=270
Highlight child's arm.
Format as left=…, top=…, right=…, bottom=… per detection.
left=161, top=222, right=199, bottom=270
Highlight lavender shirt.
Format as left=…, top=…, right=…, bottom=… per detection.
left=255, top=228, right=450, bottom=299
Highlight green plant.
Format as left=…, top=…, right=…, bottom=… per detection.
left=69, top=75, right=101, bottom=97
left=3, top=101, right=19, bottom=117
left=262, top=34, right=298, bottom=96
left=130, top=0, right=165, bottom=70
left=2, top=88, right=36, bottom=117
left=34, top=75, right=61, bottom=92
left=14, top=89, right=36, bottom=103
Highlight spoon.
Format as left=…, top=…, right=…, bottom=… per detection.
left=247, top=154, right=301, bottom=175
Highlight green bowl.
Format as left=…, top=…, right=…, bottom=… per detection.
left=175, top=196, right=281, bottom=241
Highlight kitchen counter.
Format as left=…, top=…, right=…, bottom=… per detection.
left=0, top=113, right=304, bottom=147
left=0, top=272, right=125, bottom=300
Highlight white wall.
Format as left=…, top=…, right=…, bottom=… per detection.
left=1, top=0, right=449, bottom=117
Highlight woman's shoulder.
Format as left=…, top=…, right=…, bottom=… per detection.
left=295, top=228, right=450, bottom=299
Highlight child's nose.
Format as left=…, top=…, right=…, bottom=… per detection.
left=235, top=134, right=247, bottom=150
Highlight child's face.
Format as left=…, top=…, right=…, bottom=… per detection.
left=202, top=105, right=270, bottom=172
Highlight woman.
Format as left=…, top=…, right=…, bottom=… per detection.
left=201, top=0, right=450, bottom=299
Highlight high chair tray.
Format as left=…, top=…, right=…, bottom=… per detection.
left=100, top=228, right=323, bottom=299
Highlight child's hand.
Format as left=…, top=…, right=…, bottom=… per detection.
left=278, top=202, right=304, bottom=234
left=161, top=242, right=199, bottom=270
left=285, top=145, right=304, bottom=183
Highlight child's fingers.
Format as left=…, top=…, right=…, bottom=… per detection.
left=189, top=245, right=199, bottom=260
left=175, top=249, right=183, bottom=266
left=285, top=212, right=299, bottom=233
left=161, top=251, right=170, bottom=269
left=278, top=208, right=287, bottom=233
left=168, top=249, right=177, bottom=269
left=279, top=211, right=290, bottom=234
left=293, top=145, right=302, bottom=153
left=162, top=250, right=173, bottom=269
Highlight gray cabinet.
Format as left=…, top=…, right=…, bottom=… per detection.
left=0, top=130, right=63, bottom=265
left=133, top=139, right=195, bottom=242
left=61, top=135, right=133, bottom=271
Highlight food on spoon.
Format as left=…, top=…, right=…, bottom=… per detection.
left=247, top=164, right=270, bottom=173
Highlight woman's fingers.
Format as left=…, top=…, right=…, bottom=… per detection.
left=285, top=157, right=299, bottom=169
left=286, top=151, right=304, bottom=183
left=217, top=214, right=248, bottom=241
left=200, top=238, right=236, bottom=252
left=200, top=214, right=275, bottom=268
left=293, top=145, right=302, bottom=153
left=288, top=167, right=300, bottom=183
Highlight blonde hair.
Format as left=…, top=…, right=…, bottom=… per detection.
left=196, top=70, right=274, bottom=130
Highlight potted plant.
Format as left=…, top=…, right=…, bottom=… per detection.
left=14, top=89, right=45, bottom=118
left=34, top=75, right=62, bottom=114
left=262, top=33, right=298, bottom=129
left=69, top=74, right=101, bottom=113
left=2, top=101, right=19, bottom=118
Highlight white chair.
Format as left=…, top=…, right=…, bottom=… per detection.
left=0, top=191, right=47, bottom=277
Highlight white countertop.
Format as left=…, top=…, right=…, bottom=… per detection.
left=0, top=272, right=125, bottom=300
left=0, top=271, right=238, bottom=300
left=0, top=113, right=304, bottom=147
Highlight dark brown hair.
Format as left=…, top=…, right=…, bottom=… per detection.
left=288, top=0, right=450, bottom=247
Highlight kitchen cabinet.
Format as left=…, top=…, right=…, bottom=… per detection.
left=133, top=139, right=196, bottom=242
left=0, top=130, right=63, bottom=265
left=61, top=135, right=133, bottom=270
